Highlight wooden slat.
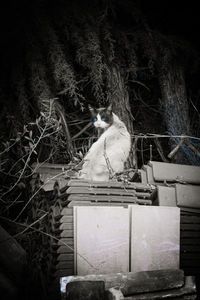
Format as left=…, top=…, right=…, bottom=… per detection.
left=180, top=231, right=200, bottom=238
left=180, top=239, right=200, bottom=245
left=58, top=238, right=74, bottom=246
left=67, top=187, right=152, bottom=198
left=181, top=252, right=200, bottom=259
left=180, top=244, right=200, bottom=251
left=58, top=254, right=74, bottom=261
left=149, top=161, right=200, bottom=184
left=67, top=194, right=152, bottom=205
left=67, top=179, right=153, bottom=191
left=43, top=178, right=69, bottom=191
left=60, top=208, right=73, bottom=215
left=61, top=209, right=74, bottom=217
left=68, top=201, right=93, bottom=207
left=181, top=215, right=200, bottom=223
left=68, top=201, right=130, bottom=208
left=32, top=162, right=70, bottom=171
left=54, top=269, right=74, bottom=277
left=180, top=223, right=200, bottom=230
left=60, top=230, right=73, bottom=238
left=60, top=215, right=73, bottom=223
left=57, top=245, right=74, bottom=254
left=68, top=194, right=137, bottom=202
left=60, top=223, right=73, bottom=230
left=56, top=261, right=74, bottom=269
left=67, top=186, right=136, bottom=196
left=176, top=184, right=200, bottom=209
left=181, top=207, right=200, bottom=214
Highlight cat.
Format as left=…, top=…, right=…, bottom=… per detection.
left=78, top=104, right=131, bottom=181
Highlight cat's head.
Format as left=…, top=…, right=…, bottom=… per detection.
left=89, top=104, right=113, bottom=129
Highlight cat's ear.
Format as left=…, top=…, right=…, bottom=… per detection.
left=88, top=104, right=95, bottom=116
left=106, top=104, right=112, bottom=113
left=88, top=104, right=94, bottom=112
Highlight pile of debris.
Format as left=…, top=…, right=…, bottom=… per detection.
left=61, top=269, right=197, bottom=300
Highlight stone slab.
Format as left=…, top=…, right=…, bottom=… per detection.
left=61, top=269, right=184, bottom=294
left=176, top=184, right=200, bottom=208
left=157, top=186, right=177, bottom=206
left=131, top=206, right=180, bottom=272
left=120, top=269, right=184, bottom=296
left=74, top=206, right=130, bottom=275
left=65, top=280, right=105, bottom=300
left=149, top=161, right=200, bottom=184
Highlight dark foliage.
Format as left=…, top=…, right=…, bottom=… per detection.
left=0, top=0, right=199, bottom=205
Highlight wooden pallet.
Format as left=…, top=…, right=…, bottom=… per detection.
left=51, top=179, right=155, bottom=280
left=62, top=179, right=154, bottom=207
left=30, top=162, right=200, bottom=283
left=53, top=207, right=74, bottom=278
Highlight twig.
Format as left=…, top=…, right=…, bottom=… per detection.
left=1, top=101, right=54, bottom=198
left=3, top=192, right=22, bottom=212
left=8, top=153, right=29, bottom=175
left=72, top=122, right=92, bottom=140
left=141, top=138, right=144, bottom=165
left=167, top=137, right=185, bottom=159
left=2, top=128, right=45, bottom=197
left=185, top=140, right=200, bottom=158
left=0, top=213, right=48, bottom=243
left=149, top=144, right=152, bottom=161
left=129, top=80, right=150, bottom=91
left=55, top=101, right=74, bottom=159
left=154, top=138, right=169, bottom=162
left=189, top=98, right=200, bottom=118
left=14, top=171, right=66, bottom=221
left=0, top=215, right=98, bottom=271
left=67, top=134, right=200, bottom=141
left=103, top=138, right=114, bottom=178
left=0, top=139, right=20, bottom=156
left=132, top=133, right=200, bottom=141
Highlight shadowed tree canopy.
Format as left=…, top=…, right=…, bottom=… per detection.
left=0, top=0, right=200, bottom=167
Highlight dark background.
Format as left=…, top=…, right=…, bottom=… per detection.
left=0, top=1, right=200, bottom=299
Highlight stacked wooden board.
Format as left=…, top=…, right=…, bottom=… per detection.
left=49, top=204, right=74, bottom=279
left=30, top=164, right=155, bottom=295
left=61, top=179, right=154, bottom=207
left=141, top=161, right=200, bottom=276
left=30, top=161, right=200, bottom=295
left=140, top=161, right=200, bottom=186
left=51, top=179, right=155, bottom=281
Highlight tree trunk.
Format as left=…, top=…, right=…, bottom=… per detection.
left=108, top=65, right=135, bottom=167
left=159, top=64, right=190, bottom=163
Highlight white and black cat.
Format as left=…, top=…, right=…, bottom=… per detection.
left=79, top=104, right=131, bottom=181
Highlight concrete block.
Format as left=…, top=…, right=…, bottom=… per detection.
left=74, top=206, right=129, bottom=275
left=65, top=280, right=105, bottom=300
left=176, top=184, right=200, bottom=208
left=149, top=161, right=200, bottom=184
left=156, top=186, right=177, bottom=206
left=131, top=206, right=180, bottom=272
